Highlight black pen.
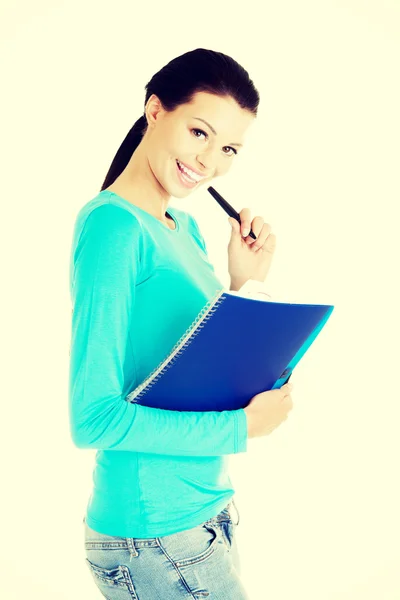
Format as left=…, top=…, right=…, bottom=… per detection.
left=207, top=186, right=257, bottom=239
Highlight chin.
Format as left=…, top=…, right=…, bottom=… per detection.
left=173, top=187, right=195, bottom=199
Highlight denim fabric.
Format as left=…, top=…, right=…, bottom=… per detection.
left=83, top=499, right=249, bottom=599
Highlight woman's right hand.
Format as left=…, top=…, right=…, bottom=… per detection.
left=243, top=382, right=294, bottom=439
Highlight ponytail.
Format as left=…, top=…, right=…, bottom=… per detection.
left=100, top=115, right=148, bottom=191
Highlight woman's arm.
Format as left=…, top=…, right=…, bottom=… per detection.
left=69, top=203, right=248, bottom=456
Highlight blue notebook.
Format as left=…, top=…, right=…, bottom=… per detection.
left=125, top=289, right=334, bottom=411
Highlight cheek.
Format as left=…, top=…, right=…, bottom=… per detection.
left=218, top=162, right=231, bottom=177
left=167, top=128, right=186, bottom=150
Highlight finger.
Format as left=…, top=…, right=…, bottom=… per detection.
left=249, top=223, right=272, bottom=251
left=281, top=382, right=293, bottom=395
left=244, top=216, right=265, bottom=244
left=283, top=397, right=293, bottom=412
left=257, top=232, right=277, bottom=254
left=238, top=208, right=252, bottom=237
left=228, top=217, right=241, bottom=235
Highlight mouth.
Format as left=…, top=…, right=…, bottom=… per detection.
left=176, top=159, right=207, bottom=188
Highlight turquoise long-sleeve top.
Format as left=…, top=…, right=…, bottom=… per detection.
left=69, top=190, right=248, bottom=538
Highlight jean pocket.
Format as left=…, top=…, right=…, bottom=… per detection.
left=157, top=521, right=220, bottom=568
left=219, top=519, right=235, bottom=550
left=85, top=557, right=139, bottom=599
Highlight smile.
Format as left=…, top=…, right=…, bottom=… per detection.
left=176, top=159, right=207, bottom=184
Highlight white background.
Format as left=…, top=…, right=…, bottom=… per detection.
left=1, top=1, right=399, bottom=598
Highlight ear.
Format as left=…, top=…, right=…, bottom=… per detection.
left=145, top=94, right=164, bottom=127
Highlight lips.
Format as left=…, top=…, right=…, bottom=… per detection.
left=176, top=159, right=198, bottom=188
left=176, top=159, right=208, bottom=180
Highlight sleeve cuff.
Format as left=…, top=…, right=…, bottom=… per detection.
left=234, top=409, right=248, bottom=453
left=236, top=279, right=272, bottom=300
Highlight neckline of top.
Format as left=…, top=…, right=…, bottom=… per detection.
left=101, top=190, right=180, bottom=233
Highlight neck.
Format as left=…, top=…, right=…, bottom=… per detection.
left=109, top=138, right=172, bottom=224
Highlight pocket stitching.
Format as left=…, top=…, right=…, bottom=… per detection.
left=85, top=558, right=138, bottom=598
left=85, top=558, right=126, bottom=588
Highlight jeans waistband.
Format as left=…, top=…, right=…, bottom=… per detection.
left=210, top=498, right=240, bottom=527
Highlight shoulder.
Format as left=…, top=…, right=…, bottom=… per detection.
left=75, top=197, right=144, bottom=245
left=82, top=198, right=142, bottom=230
left=71, top=198, right=145, bottom=273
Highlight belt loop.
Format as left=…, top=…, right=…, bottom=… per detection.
left=231, top=497, right=240, bottom=526
left=126, top=537, right=139, bottom=559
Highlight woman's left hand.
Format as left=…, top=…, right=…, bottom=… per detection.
left=227, top=208, right=277, bottom=290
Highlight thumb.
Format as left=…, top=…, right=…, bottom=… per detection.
left=228, top=217, right=241, bottom=235
left=282, top=382, right=293, bottom=393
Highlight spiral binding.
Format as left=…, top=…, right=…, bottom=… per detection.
left=125, top=288, right=228, bottom=404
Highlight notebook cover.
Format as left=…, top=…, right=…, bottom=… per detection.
left=125, top=290, right=334, bottom=411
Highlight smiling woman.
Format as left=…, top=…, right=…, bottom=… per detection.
left=102, top=88, right=255, bottom=220
left=100, top=49, right=257, bottom=226
left=69, top=47, right=260, bottom=600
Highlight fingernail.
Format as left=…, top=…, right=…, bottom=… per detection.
left=242, top=228, right=250, bottom=237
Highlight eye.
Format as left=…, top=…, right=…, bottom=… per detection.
left=191, top=128, right=238, bottom=156
left=225, top=147, right=238, bottom=156
left=192, top=128, right=207, bottom=140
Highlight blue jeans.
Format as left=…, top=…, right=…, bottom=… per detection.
left=83, top=499, right=249, bottom=599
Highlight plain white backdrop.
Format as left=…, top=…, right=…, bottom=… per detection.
left=1, top=1, right=399, bottom=598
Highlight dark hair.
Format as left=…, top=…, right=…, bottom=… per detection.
left=100, top=48, right=260, bottom=191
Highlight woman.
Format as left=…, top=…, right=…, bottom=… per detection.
left=69, top=47, right=293, bottom=600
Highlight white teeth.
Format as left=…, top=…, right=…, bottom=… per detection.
left=177, top=160, right=203, bottom=182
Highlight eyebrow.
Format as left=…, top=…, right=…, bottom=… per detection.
left=192, top=117, right=243, bottom=147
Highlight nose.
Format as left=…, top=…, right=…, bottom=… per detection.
left=196, top=153, right=216, bottom=177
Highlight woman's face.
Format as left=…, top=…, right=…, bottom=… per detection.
left=145, top=91, right=255, bottom=198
